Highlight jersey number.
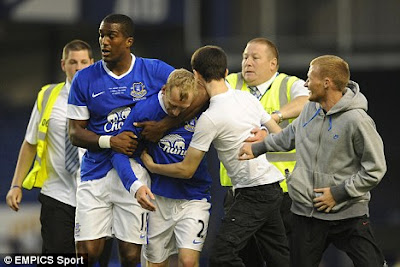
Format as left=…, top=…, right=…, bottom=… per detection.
left=197, top=219, right=205, bottom=238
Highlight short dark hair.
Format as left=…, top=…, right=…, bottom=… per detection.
left=62, top=39, right=93, bottom=60
left=191, top=45, right=227, bottom=82
left=248, top=37, right=279, bottom=64
left=102, top=13, right=135, bottom=37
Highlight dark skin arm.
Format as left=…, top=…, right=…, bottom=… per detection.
left=69, top=119, right=138, bottom=156
left=135, top=81, right=209, bottom=142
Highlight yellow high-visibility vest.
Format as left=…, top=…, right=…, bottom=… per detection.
left=220, top=73, right=299, bottom=192
left=22, top=82, right=65, bottom=189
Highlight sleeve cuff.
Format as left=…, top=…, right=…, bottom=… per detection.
left=130, top=180, right=144, bottom=196
left=251, top=141, right=268, bottom=157
left=330, top=183, right=350, bottom=203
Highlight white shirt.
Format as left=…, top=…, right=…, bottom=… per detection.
left=190, top=88, right=284, bottom=189
left=256, top=72, right=309, bottom=99
left=25, top=79, right=78, bottom=206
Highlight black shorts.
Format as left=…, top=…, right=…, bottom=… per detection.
left=38, top=193, right=76, bottom=254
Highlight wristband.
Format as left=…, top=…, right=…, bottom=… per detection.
left=98, top=135, right=112, bottom=148
left=11, top=185, right=21, bottom=190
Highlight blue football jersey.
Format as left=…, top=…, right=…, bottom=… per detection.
left=112, top=92, right=212, bottom=201
left=68, top=55, right=174, bottom=181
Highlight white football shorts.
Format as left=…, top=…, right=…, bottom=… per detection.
left=75, top=158, right=150, bottom=244
left=143, top=195, right=211, bottom=263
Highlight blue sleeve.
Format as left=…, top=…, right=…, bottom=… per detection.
left=111, top=105, right=144, bottom=192
left=111, top=151, right=139, bottom=192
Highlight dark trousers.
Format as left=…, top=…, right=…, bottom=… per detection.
left=38, top=193, right=76, bottom=254
left=291, top=214, right=386, bottom=267
left=210, top=183, right=289, bottom=267
left=223, top=188, right=293, bottom=267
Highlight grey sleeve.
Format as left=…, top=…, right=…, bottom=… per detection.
left=251, top=141, right=268, bottom=157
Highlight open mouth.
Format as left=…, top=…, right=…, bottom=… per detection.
left=101, top=49, right=111, bottom=57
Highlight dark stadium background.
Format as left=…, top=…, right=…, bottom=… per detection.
left=0, top=1, right=398, bottom=266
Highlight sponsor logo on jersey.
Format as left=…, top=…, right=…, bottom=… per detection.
left=104, top=106, right=131, bottom=133
left=130, top=82, right=147, bottom=99
left=158, top=134, right=187, bottom=156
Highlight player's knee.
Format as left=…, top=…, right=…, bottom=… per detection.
left=179, top=251, right=199, bottom=267
left=76, top=240, right=104, bottom=265
left=118, top=242, right=141, bottom=266
left=179, top=256, right=198, bottom=267
left=120, top=252, right=140, bottom=266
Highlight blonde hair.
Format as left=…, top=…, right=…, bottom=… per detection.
left=164, top=68, right=197, bottom=100
left=310, top=55, right=350, bottom=91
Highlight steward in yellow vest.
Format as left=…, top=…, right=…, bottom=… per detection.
left=22, top=82, right=65, bottom=189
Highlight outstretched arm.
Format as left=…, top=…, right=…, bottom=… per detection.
left=245, top=113, right=282, bottom=143
left=271, top=95, right=309, bottom=123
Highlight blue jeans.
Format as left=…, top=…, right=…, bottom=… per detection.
left=210, top=182, right=289, bottom=267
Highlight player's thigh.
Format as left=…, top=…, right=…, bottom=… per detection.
left=175, top=199, right=211, bottom=252
left=110, top=167, right=148, bottom=244
left=75, top=177, right=113, bottom=242
left=143, top=195, right=177, bottom=264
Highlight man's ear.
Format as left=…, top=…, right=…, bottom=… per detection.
left=225, top=69, right=229, bottom=77
left=193, top=69, right=199, bottom=78
left=61, top=59, right=66, bottom=72
left=126, top=37, right=134, bottom=47
left=270, top=58, right=278, bottom=71
left=323, top=77, right=331, bottom=89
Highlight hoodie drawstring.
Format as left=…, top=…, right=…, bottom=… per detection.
left=303, top=107, right=321, bottom=128
left=302, top=107, right=333, bottom=131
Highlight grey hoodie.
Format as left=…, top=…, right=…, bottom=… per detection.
left=253, top=81, right=386, bottom=220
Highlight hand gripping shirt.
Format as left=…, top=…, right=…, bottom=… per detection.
left=67, top=54, right=174, bottom=181
left=112, top=92, right=212, bottom=201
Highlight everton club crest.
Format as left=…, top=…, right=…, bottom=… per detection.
left=130, top=82, right=147, bottom=99
left=184, top=117, right=197, bottom=132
